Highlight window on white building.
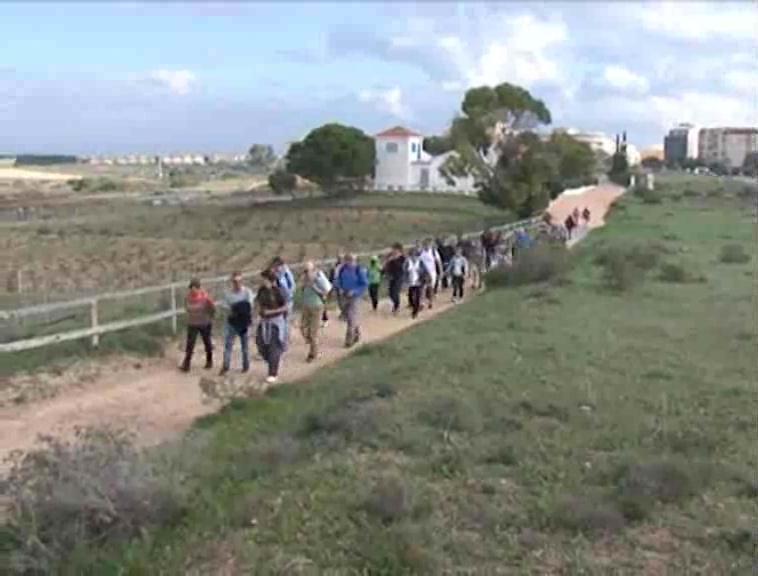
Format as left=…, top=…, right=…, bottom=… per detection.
left=385, top=142, right=398, bottom=153
left=411, top=143, right=417, bottom=153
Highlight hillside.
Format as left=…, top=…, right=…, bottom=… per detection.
left=3, top=178, right=756, bottom=573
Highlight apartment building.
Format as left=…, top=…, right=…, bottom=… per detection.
left=697, top=128, right=758, bottom=168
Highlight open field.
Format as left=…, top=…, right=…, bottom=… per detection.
left=1, top=193, right=508, bottom=305
left=3, top=179, right=754, bottom=573
left=0, top=168, right=82, bottom=181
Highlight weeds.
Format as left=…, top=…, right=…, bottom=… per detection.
left=485, top=243, right=571, bottom=288
left=1, top=426, right=187, bottom=574
left=550, top=494, right=627, bottom=535
left=595, top=242, right=666, bottom=291
left=658, top=261, right=704, bottom=284
left=719, top=244, right=751, bottom=264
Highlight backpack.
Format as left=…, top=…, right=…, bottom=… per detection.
left=338, top=264, right=365, bottom=289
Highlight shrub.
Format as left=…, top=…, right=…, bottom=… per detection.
left=1, top=426, right=187, bottom=573
left=550, top=494, right=626, bottom=535
left=417, top=395, right=483, bottom=433
left=611, top=459, right=699, bottom=522
left=485, top=243, right=570, bottom=288
left=658, top=261, right=704, bottom=284
left=361, top=475, right=430, bottom=525
left=595, top=242, right=665, bottom=291
left=719, top=244, right=751, bottom=264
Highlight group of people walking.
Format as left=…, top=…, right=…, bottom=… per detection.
left=177, top=233, right=494, bottom=385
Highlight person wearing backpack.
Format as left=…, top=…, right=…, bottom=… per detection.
left=447, top=246, right=469, bottom=303
left=270, top=256, right=295, bottom=316
left=300, top=261, right=331, bottom=362
left=254, top=269, right=289, bottom=384
left=382, top=243, right=406, bottom=315
left=219, top=271, right=254, bottom=375
left=367, top=255, right=382, bottom=312
left=334, top=252, right=368, bottom=348
left=404, top=248, right=427, bottom=319
left=328, top=252, right=346, bottom=323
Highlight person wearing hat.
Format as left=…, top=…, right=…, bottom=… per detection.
left=179, top=278, right=216, bottom=372
left=367, top=255, right=382, bottom=312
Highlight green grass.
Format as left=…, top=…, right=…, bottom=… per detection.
left=5, top=181, right=757, bottom=573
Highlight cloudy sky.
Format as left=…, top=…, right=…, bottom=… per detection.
left=1, top=1, right=755, bottom=155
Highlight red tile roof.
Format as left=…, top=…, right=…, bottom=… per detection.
left=375, top=125, right=422, bottom=138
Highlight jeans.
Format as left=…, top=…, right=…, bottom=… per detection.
left=223, top=322, right=249, bottom=371
left=388, top=278, right=403, bottom=313
left=368, top=284, right=380, bottom=311
left=408, top=285, right=422, bottom=318
left=452, top=275, right=465, bottom=299
left=181, top=324, right=212, bottom=368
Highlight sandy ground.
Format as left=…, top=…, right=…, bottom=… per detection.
left=0, top=168, right=82, bottom=181
left=0, top=184, right=624, bottom=470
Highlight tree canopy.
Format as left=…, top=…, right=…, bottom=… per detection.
left=422, top=135, right=454, bottom=156
left=268, top=169, right=297, bottom=197
left=286, top=123, right=374, bottom=192
left=248, top=144, right=276, bottom=168
left=442, top=82, right=598, bottom=215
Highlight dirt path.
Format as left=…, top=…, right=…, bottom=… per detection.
left=0, top=184, right=624, bottom=469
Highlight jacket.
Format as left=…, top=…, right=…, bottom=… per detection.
left=335, top=263, right=369, bottom=297
left=185, top=288, right=215, bottom=327
left=367, top=261, right=382, bottom=285
left=276, top=266, right=296, bottom=303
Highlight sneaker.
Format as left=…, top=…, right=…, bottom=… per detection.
left=241, top=366, right=250, bottom=374
left=178, top=364, right=190, bottom=373
left=265, top=376, right=278, bottom=384
left=204, top=361, right=213, bottom=370
left=321, top=320, right=329, bottom=329
left=306, top=354, right=315, bottom=363
left=218, top=368, right=229, bottom=376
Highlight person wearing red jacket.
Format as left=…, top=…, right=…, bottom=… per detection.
left=179, top=278, right=216, bottom=372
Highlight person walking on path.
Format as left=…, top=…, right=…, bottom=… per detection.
left=383, top=243, right=406, bottom=315
left=481, top=228, right=502, bottom=272
left=179, top=278, right=216, bottom=372
left=219, top=271, right=254, bottom=375
left=334, top=253, right=368, bottom=348
left=404, top=248, right=427, bottom=319
left=437, top=237, right=455, bottom=291
left=299, top=261, right=331, bottom=362
left=270, top=256, right=296, bottom=317
left=254, top=269, right=289, bottom=384
left=328, top=252, right=346, bottom=322
left=367, top=255, right=382, bottom=312
left=447, top=246, right=469, bottom=303
left=419, top=238, right=442, bottom=309
left=564, top=214, right=576, bottom=240
left=582, top=207, right=591, bottom=226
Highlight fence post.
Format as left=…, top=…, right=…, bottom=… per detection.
left=170, top=284, right=178, bottom=335
left=90, top=299, right=99, bottom=348
left=16, top=269, right=23, bottom=294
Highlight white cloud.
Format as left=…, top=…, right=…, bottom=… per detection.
left=358, top=86, right=410, bottom=118
left=632, top=2, right=758, bottom=42
left=147, top=69, right=196, bottom=95
left=725, top=70, right=757, bottom=95
left=602, top=65, right=649, bottom=94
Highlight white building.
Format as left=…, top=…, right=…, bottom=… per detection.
left=566, top=130, right=617, bottom=157
left=698, top=127, right=758, bottom=168
left=373, top=126, right=476, bottom=193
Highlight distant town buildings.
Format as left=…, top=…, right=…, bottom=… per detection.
left=83, top=153, right=249, bottom=166
left=565, top=129, right=641, bottom=166
left=664, top=124, right=758, bottom=168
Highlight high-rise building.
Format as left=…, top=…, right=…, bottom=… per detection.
left=663, top=123, right=700, bottom=164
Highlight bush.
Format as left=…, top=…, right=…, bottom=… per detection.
left=486, top=243, right=571, bottom=288
left=658, top=261, right=704, bottom=284
left=1, top=426, right=187, bottom=573
left=550, top=494, right=626, bottom=535
left=361, top=475, right=430, bottom=525
left=719, top=244, right=751, bottom=264
left=595, top=242, right=666, bottom=291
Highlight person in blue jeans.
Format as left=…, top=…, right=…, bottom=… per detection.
left=334, top=253, right=368, bottom=348
left=219, top=271, right=254, bottom=375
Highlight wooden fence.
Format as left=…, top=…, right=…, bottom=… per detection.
left=0, top=217, right=543, bottom=353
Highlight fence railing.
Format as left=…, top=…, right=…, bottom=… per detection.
left=0, top=216, right=544, bottom=353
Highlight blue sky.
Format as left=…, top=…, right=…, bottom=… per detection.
left=1, top=1, right=755, bottom=154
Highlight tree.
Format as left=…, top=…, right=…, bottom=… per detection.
left=248, top=144, right=276, bottom=168
left=422, top=135, right=454, bottom=156
left=608, top=151, right=630, bottom=186
left=641, top=157, right=663, bottom=171
left=743, top=152, right=758, bottom=176
left=444, top=82, right=554, bottom=214
left=286, top=123, right=374, bottom=193
left=543, top=131, right=596, bottom=197
left=268, top=169, right=297, bottom=198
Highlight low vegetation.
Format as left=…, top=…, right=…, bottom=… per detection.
left=2, top=176, right=754, bottom=573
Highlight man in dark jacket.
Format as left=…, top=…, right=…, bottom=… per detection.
left=382, top=242, right=406, bottom=315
